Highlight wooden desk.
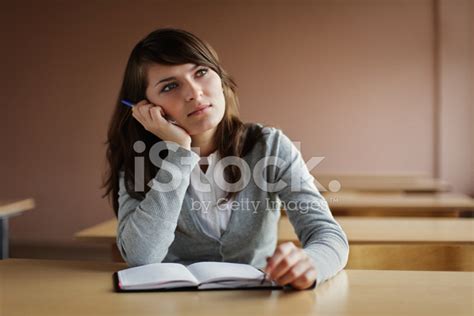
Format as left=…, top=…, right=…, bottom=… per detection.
left=322, top=192, right=474, bottom=217
left=0, top=198, right=35, bottom=259
left=76, top=217, right=474, bottom=245
left=279, top=217, right=474, bottom=245
left=76, top=217, right=474, bottom=271
left=314, top=174, right=451, bottom=193
left=76, top=219, right=116, bottom=243
left=1, top=259, right=472, bottom=316
left=279, top=217, right=474, bottom=271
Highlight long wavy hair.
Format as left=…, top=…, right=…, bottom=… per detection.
left=102, top=28, right=263, bottom=216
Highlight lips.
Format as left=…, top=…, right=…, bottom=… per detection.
left=188, top=104, right=211, bottom=116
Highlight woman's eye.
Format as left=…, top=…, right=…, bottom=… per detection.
left=162, top=83, right=177, bottom=93
left=160, top=68, right=208, bottom=93
left=197, top=68, right=208, bottom=76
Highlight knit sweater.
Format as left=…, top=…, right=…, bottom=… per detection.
left=116, top=124, right=349, bottom=286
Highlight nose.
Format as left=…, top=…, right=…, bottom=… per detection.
left=184, top=79, right=203, bottom=102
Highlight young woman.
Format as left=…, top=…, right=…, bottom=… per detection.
left=103, top=28, right=348, bottom=290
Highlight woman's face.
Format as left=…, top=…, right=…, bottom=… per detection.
left=145, top=63, right=226, bottom=136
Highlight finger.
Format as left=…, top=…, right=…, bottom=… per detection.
left=132, top=105, right=152, bottom=130
left=291, top=268, right=318, bottom=290
left=265, top=242, right=295, bottom=274
left=136, top=103, right=153, bottom=123
left=131, top=102, right=144, bottom=119
left=275, top=258, right=310, bottom=286
left=149, top=106, right=167, bottom=123
left=269, top=248, right=303, bottom=281
left=130, top=99, right=148, bottom=113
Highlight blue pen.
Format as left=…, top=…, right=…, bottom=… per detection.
left=121, top=99, right=134, bottom=108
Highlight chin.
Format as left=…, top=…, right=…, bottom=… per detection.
left=186, top=110, right=225, bottom=136
left=186, top=120, right=220, bottom=136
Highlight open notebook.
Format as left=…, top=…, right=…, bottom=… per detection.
left=113, top=261, right=287, bottom=292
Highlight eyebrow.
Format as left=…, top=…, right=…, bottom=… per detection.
left=154, top=64, right=199, bottom=87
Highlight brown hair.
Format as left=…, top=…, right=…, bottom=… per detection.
left=102, top=28, right=263, bottom=216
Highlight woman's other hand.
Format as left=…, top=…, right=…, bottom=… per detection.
left=265, top=242, right=317, bottom=290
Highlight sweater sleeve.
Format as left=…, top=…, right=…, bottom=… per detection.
left=116, top=142, right=200, bottom=266
left=269, top=128, right=349, bottom=286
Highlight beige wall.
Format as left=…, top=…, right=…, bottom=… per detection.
left=438, top=0, right=473, bottom=194
left=0, top=0, right=471, bottom=245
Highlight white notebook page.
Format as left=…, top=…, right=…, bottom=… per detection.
left=187, top=262, right=264, bottom=284
left=118, top=263, right=198, bottom=289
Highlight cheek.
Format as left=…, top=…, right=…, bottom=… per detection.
left=208, top=78, right=225, bottom=104
left=145, top=90, right=159, bottom=105
left=206, top=72, right=223, bottom=93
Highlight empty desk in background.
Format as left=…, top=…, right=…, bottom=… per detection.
left=75, top=216, right=474, bottom=271
left=1, top=259, right=472, bottom=316
left=279, top=216, right=474, bottom=271
left=322, top=192, right=474, bottom=217
left=278, top=216, right=474, bottom=244
left=314, top=174, right=451, bottom=193
left=76, top=219, right=116, bottom=244
left=0, top=198, right=35, bottom=259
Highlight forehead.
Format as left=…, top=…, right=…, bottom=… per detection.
left=147, top=63, right=197, bottom=79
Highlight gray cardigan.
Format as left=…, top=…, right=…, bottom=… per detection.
left=116, top=124, right=349, bottom=286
